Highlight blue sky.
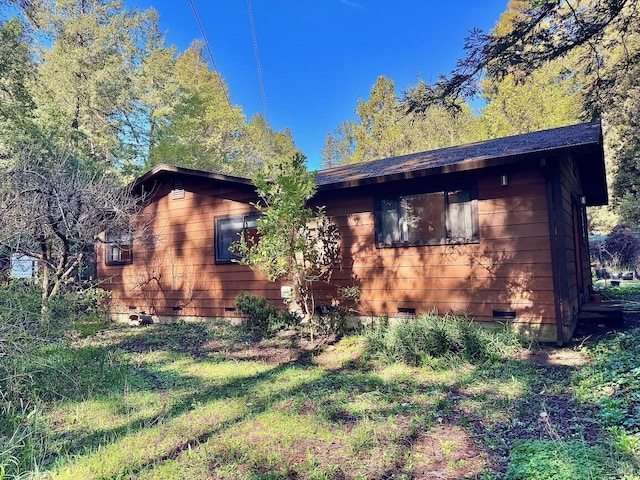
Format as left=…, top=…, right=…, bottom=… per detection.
left=127, top=1, right=509, bottom=170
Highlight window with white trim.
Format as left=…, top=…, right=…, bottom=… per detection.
left=375, top=188, right=479, bottom=247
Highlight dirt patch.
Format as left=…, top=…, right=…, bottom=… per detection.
left=518, top=347, right=589, bottom=366
left=409, top=425, right=489, bottom=479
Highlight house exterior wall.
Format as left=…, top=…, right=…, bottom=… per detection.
left=98, top=176, right=284, bottom=321
left=98, top=157, right=594, bottom=343
left=313, top=164, right=557, bottom=336
left=552, top=155, right=592, bottom=341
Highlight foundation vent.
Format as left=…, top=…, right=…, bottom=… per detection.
left=492, top=310, right=516, bottom=321
left=398, top=307, right=416, bottom=318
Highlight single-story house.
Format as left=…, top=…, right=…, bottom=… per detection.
left=98, top=121, right=607, bottom=343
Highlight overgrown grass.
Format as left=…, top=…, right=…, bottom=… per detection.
left=1, top=297, right=639, bottom=479
left=363, top=310, right=526, bottom=366
left=574, top=327, right=640, bottom=475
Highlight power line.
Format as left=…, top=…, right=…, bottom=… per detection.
left=188, top=0, right=234, bottom=113
left=247, top=0, right=270, bottom=127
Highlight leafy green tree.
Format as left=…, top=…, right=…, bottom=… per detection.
left=0, top=18, right=37, bottom=166
left=475, top=61, right=584, bottom=138
left=402, top=0, right=636, bottom=116
left=241, top=114, right=299, bottom=173
left=147, top=41, right=246, bottom=174
left=23, top=0, right=165, bottom=169
left=232, top=153, right=340, bottom=319
left=322, top=76, right=476, bottom=167
left=148, top=42, right=298, bottom=177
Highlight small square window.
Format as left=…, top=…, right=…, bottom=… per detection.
left=215, top=214, right=260, bottom=263
left=105, top=231, right=133, bottom=265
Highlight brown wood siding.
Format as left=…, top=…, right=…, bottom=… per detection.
left=315, top=167, right=555, bottom=325
left=98, top=178, right=283, bottom=317
left=556, top=156, right=591, bottom=325
left=100, top=164, right=564, bottom=328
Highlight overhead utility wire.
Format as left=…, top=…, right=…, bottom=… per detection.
left=188, top=0, right=234, bottom=113
left=247, top=0, right=270, bottom=127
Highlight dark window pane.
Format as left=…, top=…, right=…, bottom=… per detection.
left=402, top=192, right=446, bottom=242
left=105, top=231, right=133, bottom=265
left=447, top=190, right=474, bottom=240
left=376, top=187, right=478, bottom=247
left=216, top=216, right=244, bottom=263
left=216, top=214, right=262, bottom=263
left=378, top=198, right=400, bottom=244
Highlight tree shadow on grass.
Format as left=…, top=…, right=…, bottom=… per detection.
left=44, top=325, right=597, bottom=479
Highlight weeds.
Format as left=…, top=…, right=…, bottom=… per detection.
left=1, top=290, right=638, bottom=478
left=363, top=310, right=525, bottom=366
left=506, top=439, right=609, bottom=480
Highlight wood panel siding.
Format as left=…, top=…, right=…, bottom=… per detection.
left=314, top=167, right=555, bottom=325
left=98, top=177, right=284, bottom=318
left=99, top=153, right=595, bottom=339
left=554, top=156, right=592, bottom=333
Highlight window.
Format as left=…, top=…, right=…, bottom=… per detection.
left=105, top=231, right=133, bottom=265
left=375, top=188, right=478, bottom=247
left=215, top=214, right=260, bottom=263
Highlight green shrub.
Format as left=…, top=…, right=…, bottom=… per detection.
left=506, top=440, right=608, bottom=480
left=235, top=292, right=298, bottom=335
left=364, top=311, right=524, bottom=366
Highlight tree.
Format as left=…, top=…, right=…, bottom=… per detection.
left=147, top=41, right=246, bottom=174
left=0, top=18, right=38, bottom=166
left=474, top=61, right=585, bottom=138
left=232, top=153, right=340, bottom=320
left=147, top=43, right=299, bottom=177
left=0, top=151, right=142, bottom=303
left=9, top=0, right=171, bottom=170
left=322, top=76, right=476, bottom=167
left=402, top=0, right=636, bottom=116
left=241, top=114, right=299, bottom=174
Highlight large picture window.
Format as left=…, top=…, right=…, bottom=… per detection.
left=375, top=188, right=478, bottom=247
left=105, top=231, right=133, bottom=265
left=215, top=214, right=259, bottom=263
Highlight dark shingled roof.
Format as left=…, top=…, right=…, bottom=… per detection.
left=315, top=122, right=605, bottom=202
left=132, top=122, right=607, bottom=206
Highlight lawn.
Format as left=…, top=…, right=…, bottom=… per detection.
left=2, top=315, right=640, bottom=479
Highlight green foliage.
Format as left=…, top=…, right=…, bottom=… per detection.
left=235, top=292, right=298, bottom=334
left=574, top=328, right=640, bottom=433
left=0, top=399, right=46, bottom=480
left=598, top=282, right=640, bottom=299
left=364, top=311, right=525, bottom=366
left=236, top=292, right=278, bottom=332
left=0, top=281, right=114, bottom=477
left=506, top=440, right=608, bottom=480
left=322, top=76, right=477, bottom=167
left=146, top=43, right=298, bottom=177
left=233, top=154, right=340, bottom=320
left=475, top=60, right=584, bottom=138
left=0, top=18, right=37, bottom=165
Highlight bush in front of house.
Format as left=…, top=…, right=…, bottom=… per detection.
left=363, top=310, right=525, bottom=366
left=234, top=292, right=299, bottom=335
